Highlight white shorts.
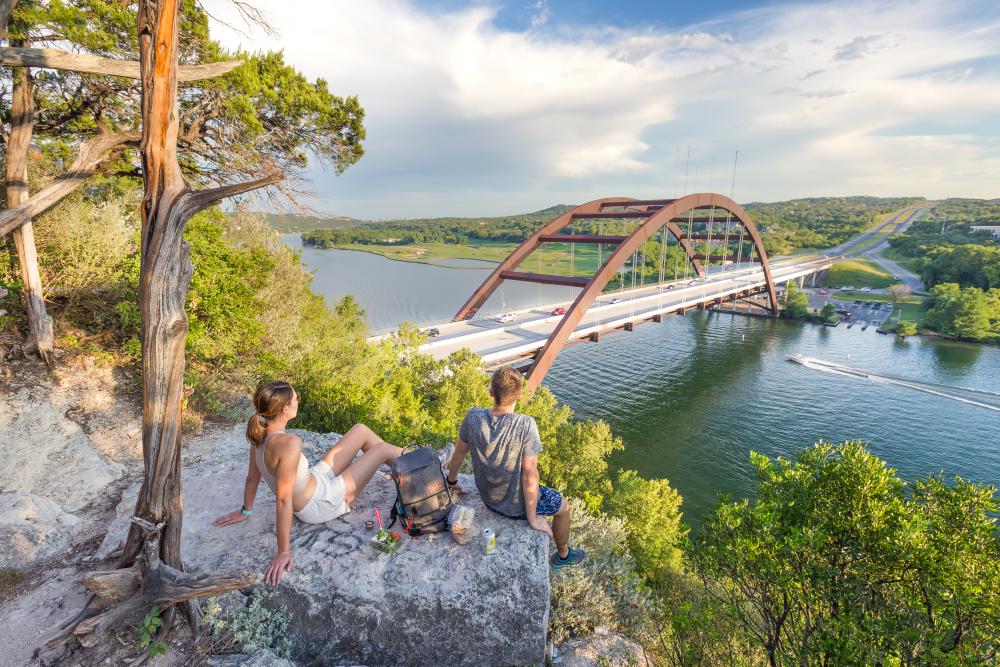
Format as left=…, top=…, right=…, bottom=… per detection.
left=294, top=460, right=350, bottom=524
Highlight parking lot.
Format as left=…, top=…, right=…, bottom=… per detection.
left=833, top=298, right=894, bottom=328
left=805, top=289, right=896, bottom=330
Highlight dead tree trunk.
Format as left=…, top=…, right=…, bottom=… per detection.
left=36, top=1, right=277, bottom=662
left=6, top=47, right=55, bottom=364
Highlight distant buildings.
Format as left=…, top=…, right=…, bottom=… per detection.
left=970, top=225, right=1000, bottom=239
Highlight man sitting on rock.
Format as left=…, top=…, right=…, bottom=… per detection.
left=445, top=365, right=586, bottom=568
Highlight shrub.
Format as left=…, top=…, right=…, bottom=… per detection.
left=548, top=500, right=656, bottom=646
left=605, top=469, right=686, bottom=580
left=694, top=440, right=1000, bottom=666
left=202, top=587, right=293, bottom=658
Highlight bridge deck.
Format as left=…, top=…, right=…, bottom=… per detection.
left=390, top=255, right=834, bottom=364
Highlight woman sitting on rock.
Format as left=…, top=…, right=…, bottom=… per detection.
left=213, top=380, right=403, bottom=585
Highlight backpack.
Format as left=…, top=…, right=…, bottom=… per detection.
left=387, top=447, right=454, bottom=536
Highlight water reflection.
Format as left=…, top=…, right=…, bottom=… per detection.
left=926, top=338, right=982, bottom=376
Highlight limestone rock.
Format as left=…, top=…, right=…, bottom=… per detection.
left=557, top=633, right=651, bottom=666
left=209, top=648, right=297, bottom=667
left=101, top=428, right=551, bottom=667
left=0, top=363, right=132, bottom=568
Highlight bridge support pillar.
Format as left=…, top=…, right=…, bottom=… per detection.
left=652, top=314, right=662, bottom=323
left=589, top=331, right=600, bottom=342
left=624, top=322, right=635, bottom=332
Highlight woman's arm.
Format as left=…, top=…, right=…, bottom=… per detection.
left=243, top=449, right=263, bottom=512
left=213, top=447, right=263, bottom=527
left=263, top=436, right=300, bottom=586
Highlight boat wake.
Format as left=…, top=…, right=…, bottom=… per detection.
left=786, top=354, right=1000, bottom=412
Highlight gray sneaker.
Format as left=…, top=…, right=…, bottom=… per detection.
left=550, top=546, right=586, bottom=569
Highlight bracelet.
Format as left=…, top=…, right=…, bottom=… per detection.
left=240, top=505, right=254, bottom=516
left=447, top=477, right=459, bottom=486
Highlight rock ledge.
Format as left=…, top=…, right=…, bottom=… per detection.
left=101, top=427, right=550, bottom=667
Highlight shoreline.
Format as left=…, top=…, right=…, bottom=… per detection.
left=300, top=241, right=500, bottom=270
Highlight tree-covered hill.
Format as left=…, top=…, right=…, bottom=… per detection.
left=300, top=197, right=922, bottom=255
left=252, top=212, right=363, bottom=233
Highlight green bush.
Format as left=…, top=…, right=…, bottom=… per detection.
left=605, top=469, right=686, bottom=580
left=781, top=281, right=811, bottom=319
left=548, top=500, right=656, bottom=646
left=695, top=440, right=1000, bottom=665
left=202, top=588, right=293, bottom=658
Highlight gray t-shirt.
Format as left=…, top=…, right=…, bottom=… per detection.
left=459, top=407, right=543, bottom=518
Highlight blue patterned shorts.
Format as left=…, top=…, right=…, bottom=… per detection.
left=534, top=485, right=564, bottom=516
left=487, top=485, right=564, bottom=519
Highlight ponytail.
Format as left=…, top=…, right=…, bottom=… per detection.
left=246, top=380, right=295, bottom=448
left=246, top=411, right=267, bottom=448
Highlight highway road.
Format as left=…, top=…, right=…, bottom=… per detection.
left=411, top=255, right=834, bottom=364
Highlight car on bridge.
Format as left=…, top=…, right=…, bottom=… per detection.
left=495, top=312, right=517, bottom=324
left=425, top=327, right=440, bottom=337
left=610, top=297, right=623, bottom=304
left=551, top=307, right=567, bottom=316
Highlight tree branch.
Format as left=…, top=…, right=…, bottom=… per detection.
left=0, top=47, right=243, bottom=82
left=0, top=131, right=139, bottom=237
left=186, top=168, right=283, bottom=213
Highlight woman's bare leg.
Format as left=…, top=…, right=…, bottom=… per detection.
left=322, top=423, right=400, bottom=475
left=341, top=443, right=403, bottom=505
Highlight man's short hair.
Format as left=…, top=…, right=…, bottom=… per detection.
left=491, top=366, right=523, bottom=405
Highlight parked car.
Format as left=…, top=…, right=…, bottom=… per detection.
left=853, top=300, right=862, bottom=305
left=893, top=275, right=901, bottom=280
left=819, top=288, right=829, bottom=295
left=860, top=287, right=872, bottom=293
left=426, top=327, right=441, bottom=337
left=551, top=307, right=567, bottom=316
left=495, top=312, right=516, bottom=324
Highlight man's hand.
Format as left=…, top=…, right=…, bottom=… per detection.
left=527, top=514, right=553, bottom=538
left=264, top=551, right=294, bottom=586
left=212, top=509, right=249, bottom=527
left=448, top=480, right=467, bottom=495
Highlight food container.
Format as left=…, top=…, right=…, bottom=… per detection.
left=371, top=529, right=402, bottom=554
left=448, top=504, right=477, bottom=545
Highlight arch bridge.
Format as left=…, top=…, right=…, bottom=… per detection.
left=409, top=193, right=834, bottom=391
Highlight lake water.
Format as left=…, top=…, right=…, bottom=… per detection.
left=285, top=235, right=1000, bottom=525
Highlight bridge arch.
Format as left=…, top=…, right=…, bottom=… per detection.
left=455, top=193, right=778, bottom=391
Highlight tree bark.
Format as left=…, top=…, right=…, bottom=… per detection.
left=0, top=0, right=15, bottom=39
left=0, top=46, right=243, bottom=81
left=121, top=0, right=279, bottom=588
left=0, top=130, right=138, bottom=238
left=6, top=48, right=55, bottom=363
left=33, top=2, right=280, bottom=660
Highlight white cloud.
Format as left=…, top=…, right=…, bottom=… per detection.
left=203, top=0, right=1000, bottom=217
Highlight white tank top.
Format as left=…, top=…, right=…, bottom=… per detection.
left=255, top=431, right=310, bottom=495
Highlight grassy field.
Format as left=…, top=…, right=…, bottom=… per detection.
left=335, top=241, right=628, bottom=277
left=821, top=258, right=897, bottom=288
left=879, top=246, right=923, bottom=273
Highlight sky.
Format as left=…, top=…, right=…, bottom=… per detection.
left=204, top=0, right=1000, bottom=218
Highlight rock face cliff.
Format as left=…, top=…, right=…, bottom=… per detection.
left=0, top=356, right=141, bottom=568
left=99, top=427, right=552, bottom=667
